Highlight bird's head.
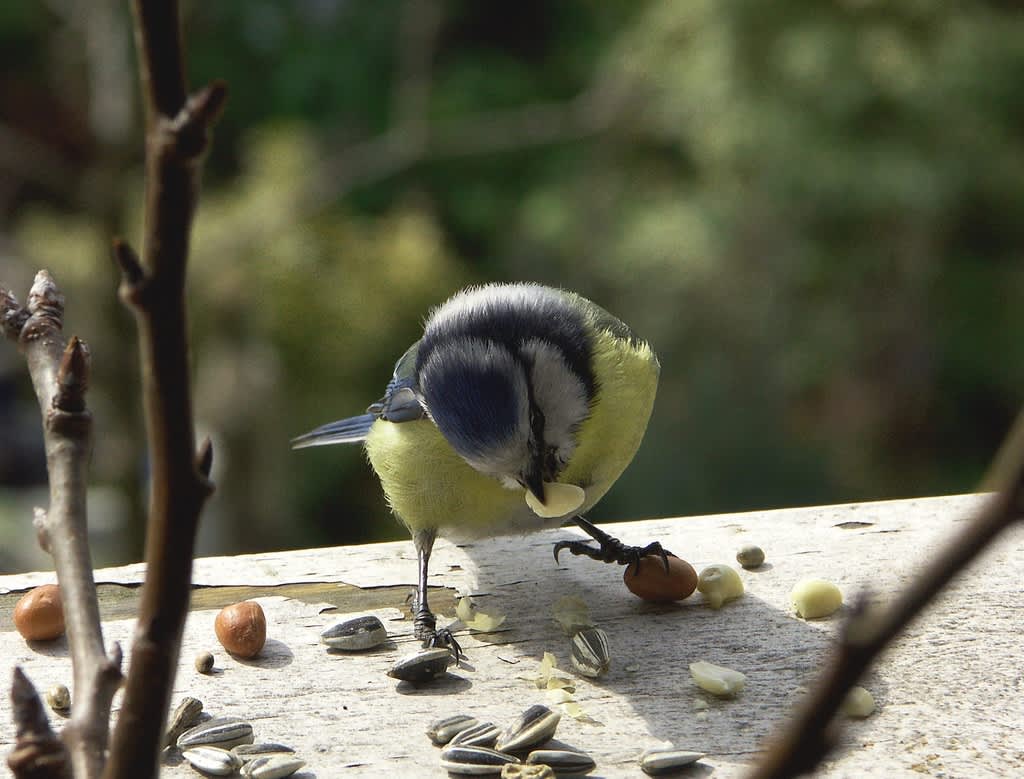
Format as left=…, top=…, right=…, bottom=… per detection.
left=417, top=336, right=591, bottom=506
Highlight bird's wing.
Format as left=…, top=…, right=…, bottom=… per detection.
left=290, top=340, right=427, bottom=449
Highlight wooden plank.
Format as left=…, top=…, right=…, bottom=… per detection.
left=1, top=493, right=1022, bottom=777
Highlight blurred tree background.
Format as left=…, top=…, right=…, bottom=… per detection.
left=1, top=0, right=1022, bottom=572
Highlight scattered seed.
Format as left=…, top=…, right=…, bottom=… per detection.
left=13, top=584, right=65, bottom=641
left=320, top=615, right=387, bottom=651
left=450, top=722, right=501, bottom=748
left=440, top=745, right=520, bottom=775
left=427, top=714, right=480, bottom=745
left=241, top=755, right=306, bottom=779
left=194, top=651, right=216, bottom=674
left=177, top=716, right=255, bottom=749
left=165, top=696, right=204, bottom=747
left=242, top=756, right=306, bottom=779
left=570, top=628, right=610, bottom=679
left=388, top=647, right=452, bottom=683
left=790, top=578, right=843, bottom=619
left=494, top=705, right=560, bottom=753
left=735, top=544, right=765, bottom=569
left=623, top=555, right=698, bottom=602
left=696, top=564, right=744, bottom=609
left=526, top=748, right=596, bottom=774
left=231, top=743, right=296, bottom=764
left=841, top=686, right=875, bottom=718
left=551, top=596, right=593, bottom=636
left=215, top=601, right=267, bottom=659
left=689, top=660, right=746, bottom=697
left=182, top=746, right=242, bottom=776
left=640, top=747, right=705, bottom=775
left=45, top=684, right=70, bottom=712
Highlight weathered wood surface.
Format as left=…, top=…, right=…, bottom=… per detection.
left=1, top=493, right=1022, bottom=777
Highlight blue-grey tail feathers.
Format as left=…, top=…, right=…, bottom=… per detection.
left=291, top=414, right=376, bottom=448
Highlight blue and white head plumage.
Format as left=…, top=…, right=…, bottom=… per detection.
left=415, top=283, right=596, bottom=488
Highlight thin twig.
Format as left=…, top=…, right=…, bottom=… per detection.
left=1, top=273, right=124, bottom=779
left=101, top=2, right=222, bottom=778
left=750, top=410, right=1024, bottom=779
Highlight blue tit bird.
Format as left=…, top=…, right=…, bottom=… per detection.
left=292, top=283, right=667, bottom=651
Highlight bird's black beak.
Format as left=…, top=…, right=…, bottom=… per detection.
left=522, top=466, right=546, bottom=506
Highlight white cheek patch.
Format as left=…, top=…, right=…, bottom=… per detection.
left=520, top=339, right=589, bottom=461
left=526, top=482, right=586, bottom=518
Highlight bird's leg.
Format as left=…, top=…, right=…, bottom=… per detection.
left=553, top=515, right=673, bottom=573
left=412, top=529, right=463, bottom=659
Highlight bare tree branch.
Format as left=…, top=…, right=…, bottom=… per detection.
left=100, top=2, right=223, bottom=776
left=750, top=410, right=1024, bottom=779
left=1, top=274, right=124, bottom=779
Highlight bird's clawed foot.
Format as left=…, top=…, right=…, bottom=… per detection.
left=413, top=606, right=464, bottom=661
left=554, top=515, right=673, bottom=573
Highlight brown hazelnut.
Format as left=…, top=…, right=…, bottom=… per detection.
left=624, top=555, right=698, bottom=602
left=214, top=601, right=266, bottom=658
left=13, top=584, right=65, bottom=641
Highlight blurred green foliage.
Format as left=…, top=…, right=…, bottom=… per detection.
left=1, top=0, right=1021, bottom=567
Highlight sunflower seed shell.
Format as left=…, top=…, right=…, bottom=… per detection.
left=231, top=743, right=296, bottom=763
left=494, top=705, right=560, bottom=753
left=177, top=716, right=255, bottom=749
left=450, top=721, right=500, bottom=748
left=427, top=713, right=479, bottom=745
left=570, top=628, right=610, bottom=678
left=526, top=749, right=596, bottom=774
left=240, top=755, right=306, bottom=779
left=320, top=615, right=387, bottom=650
left=440, top=745, right=520, bottom=775
left=388, top=647, right=452, bottom=682
left=639, top=748, right=705, bottom=775
left=181, top=746, right=242, bottom=776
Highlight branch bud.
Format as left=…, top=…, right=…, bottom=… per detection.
left=7, top=667, right=70, bottom=779
left=54, top=336, right=90, bottom=413
left=20, top=271, right=64, bottom=343
left=196, top=436, right=214, bottom=479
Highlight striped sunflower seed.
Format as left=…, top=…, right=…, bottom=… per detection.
left=388, top=647, right=452, bottom=682
left=440, top=745, right=520, bottom=775
left=494, top=705, right=560, bottom=753
left=427, top=714, right=479, bottom=745
left=165, top=697, right=204, bottom=747
left=320, top=615, right=387, bottom=650
left=450, top=721, right=500, bottom=748
left=177, top=716, right=255, bottom=750
left=639, top=747, right=705, bottom=775
left=240, top=755, right=306, bottom=779
left=526, top=749, right=596, bottom=775
left=231, top=743, right=296, bottom=764
left=181, top=746, right=242, bottom=776
left=570, top=627, right=610, bottom=678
